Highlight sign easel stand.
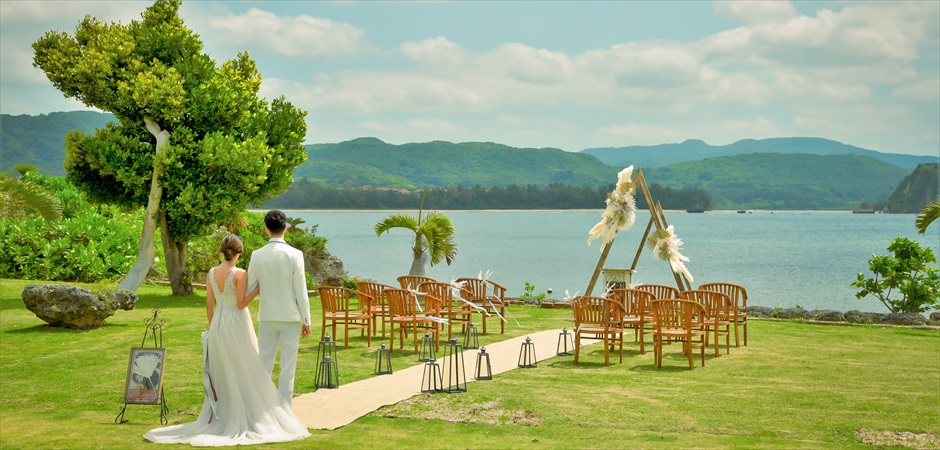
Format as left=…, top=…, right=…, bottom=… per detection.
left=116, top=309, right=169, bottom=424
left=585, top=168, right=692, bottom=296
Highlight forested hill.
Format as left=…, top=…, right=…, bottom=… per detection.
left=3, top=111, right=933, bottom=210
left=645, top=153, right=912, bottom=210
left=1, top=111, right=115, bottom=175
left=297, top=137, right=619, bottom=188
left=885, top=163, right=939, bottom=213
left=583, top=137, right=937, bottom=170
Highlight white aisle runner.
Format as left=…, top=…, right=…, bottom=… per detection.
left=292, top=329, right=591, bottom=430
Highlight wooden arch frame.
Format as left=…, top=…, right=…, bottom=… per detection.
left=585, top=167, right=692, bottom=296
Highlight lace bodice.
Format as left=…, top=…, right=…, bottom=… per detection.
left=209, top=267, right=239, bottom=311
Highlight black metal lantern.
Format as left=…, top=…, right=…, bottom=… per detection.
left=557, top=327, right=574, bottom=356
left=315, top=334, right=339, bottom=388
left=420, top=358, right=444, bottom=393
left=418, top=332, right=436, bottom=362
left=474, top=347, right=493, bottom=380
left=443, top=337, right=467, bottom=393
left=315, top=354, right=340, bottom=389
left=375, top=343, right=393, bottom=375
left=518, top=336, right=537, bottom=368
left=463, top=322, right=479, bottom=349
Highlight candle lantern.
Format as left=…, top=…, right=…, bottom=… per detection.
left=463, top=322, right=480, bottom=349
left=557, top=328, right=575, bottom=356
left=375, top=343, right=393, bottom=375
left=474, top=347, right=493, bottom=380
left=518, top=336, right=538, bottom=368
left=314, top=334, right=339, bottom=388
left=418, top=332, right=436, bottom=362
left=420, top=358, right=444, bottom=393
left=315, top=354, right=340, bottom=389
left=442, top=337, right=467, bottom=393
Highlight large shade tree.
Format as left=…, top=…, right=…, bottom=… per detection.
left=32, top=0, right=307, bottom=295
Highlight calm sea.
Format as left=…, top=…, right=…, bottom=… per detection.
left=288, top=210, right=940, bottom=314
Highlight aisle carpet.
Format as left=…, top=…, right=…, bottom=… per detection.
left=292, top=328, right=591, bottom=430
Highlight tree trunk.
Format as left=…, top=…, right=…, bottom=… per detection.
left=160, top=211, right=193, bottom=296
left=409, top=235, right=427, bottom=276
left=118, top=117, right=169, bottom=292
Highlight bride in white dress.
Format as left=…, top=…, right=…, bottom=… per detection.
left=144, top=234, right=310, bottom=446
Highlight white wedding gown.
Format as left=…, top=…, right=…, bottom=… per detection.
left=144, top=268, right=310, bottom=446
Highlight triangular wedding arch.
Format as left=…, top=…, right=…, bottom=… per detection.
left=584, top=167, right=692, bottom=296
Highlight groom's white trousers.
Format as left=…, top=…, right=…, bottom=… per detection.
left=258, top=320, right=301, bottom=405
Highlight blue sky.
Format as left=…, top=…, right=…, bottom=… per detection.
left=1, top=1, right=938, bottom=156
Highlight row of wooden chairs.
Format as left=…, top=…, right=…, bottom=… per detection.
left=314, top=275, right=508, bottom=354
left=571, top=282, right=748, bottom=369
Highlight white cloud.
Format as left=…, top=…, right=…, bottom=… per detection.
left=206, top=8, right=366, bottom=57
left=892, top=79, right=940, bottom=101
left=713, top=0, right=797, bottom=24
left=401, top=36, right=471, bottom=69
left=707, top=2, right=936, bottom=69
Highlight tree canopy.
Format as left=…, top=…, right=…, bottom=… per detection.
left=32, top=0, right=308, bottom=294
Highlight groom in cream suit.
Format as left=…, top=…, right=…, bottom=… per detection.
left=247, top=210, right=312, bottom=405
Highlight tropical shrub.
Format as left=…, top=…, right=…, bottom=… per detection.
left=852, top=237, right=940, bottom=313
left=0, top=206, right=139, bottom=283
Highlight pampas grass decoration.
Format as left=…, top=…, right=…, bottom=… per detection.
left=646, top=225, right=693, bottom=283
left=588, top=166, right=637, bottom=246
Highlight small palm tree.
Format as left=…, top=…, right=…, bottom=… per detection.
left=286, top=216, right=306, bottom=234
left=374, top=190, right=457, bottom=276
left=915, top=201, right=940, bottom=234
left=0, top=175, right=62, bottom=224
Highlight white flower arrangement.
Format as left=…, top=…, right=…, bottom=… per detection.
left=587, top=166, right=638, bottom=246
left=646, top=225, right=694, bottom=283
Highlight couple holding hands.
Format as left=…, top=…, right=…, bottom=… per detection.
left=145, top=210, right=312, bottom=446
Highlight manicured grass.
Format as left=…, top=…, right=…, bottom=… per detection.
left=1, top=278, right=938, bottom=449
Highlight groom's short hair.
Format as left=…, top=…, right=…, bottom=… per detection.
left=264, top=210, right=288, bottom=235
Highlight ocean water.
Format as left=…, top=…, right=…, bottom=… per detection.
left=288, top=210, right=940, bottom=313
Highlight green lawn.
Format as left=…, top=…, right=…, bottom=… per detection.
left=1, top=278, right=938, bottom=449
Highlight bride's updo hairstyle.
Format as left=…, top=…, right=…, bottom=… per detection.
left=220, top=234, right=244, bottom=261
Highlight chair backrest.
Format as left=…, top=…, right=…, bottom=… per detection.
left=455, top=277, right=487, bottom=302
left=635, top=283, right=680, bottom=300
left=572, top=296, right=625, bottom=330
left=386, top=288, right=421, bottom=316
left=418, top=281, right=453, bottom=312
left=318, top=286, right=354, bottom=313
left=681, top=290, right=731, bottom=316
left=357, top=281, right=392, bottom=309
left=607, top=288, right=653, bottom=316
left=650, top=298, right=705, bottom=333
left=398, top=275, right=437, bottom=290
left=699, top=282, right=748, bottom=310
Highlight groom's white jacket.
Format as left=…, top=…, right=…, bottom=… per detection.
left=246, top=238, right=311, bottom=326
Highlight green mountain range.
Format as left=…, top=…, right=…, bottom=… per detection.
left=1, top=111, right=115, bottom=175
left=645, top=153, right=913, bottom=210
left=299, top=137, right=618, bottom=189
left=2, top=111, right=936, bottom=210
left=583, top=137, right=936, bottom=170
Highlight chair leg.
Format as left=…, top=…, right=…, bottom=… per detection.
left=574, top=333, right=581, bottom=365
left=714, top=327, right=719, bottom=357
left=733, top=321, right=741, bottom=347
left=654, top=335, right=662, bottom=368
left=638, top=324, right=645, bottom=354
left=744, top=320, right=748, bottom=346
